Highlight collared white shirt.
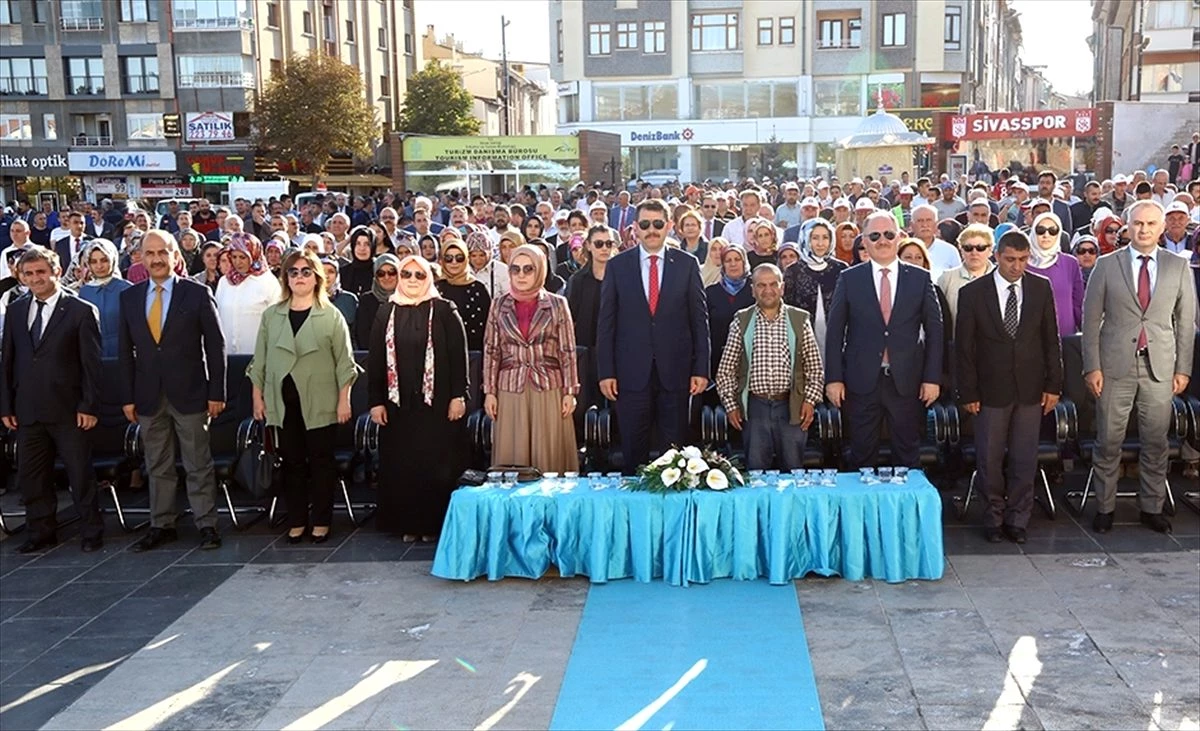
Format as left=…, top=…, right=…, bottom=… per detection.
left=993, top=270, right=1023, bottom=322
left=639, top=244, right=666, bottom=301
left=1151, top=191, right=1172, bottom=209
left=870, top=259, right=898, bottom=310
left=1162, top=234, right=1189, bottom=256
left=1129, top=246, right=1159, bottom=294
left=27, top=285, right=62, bottom=336
left=926, top=238, right=963, bottom=274
left=723, top=216, right=748, bottom=244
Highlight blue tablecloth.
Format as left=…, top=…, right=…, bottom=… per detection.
left=432, top=473, right=944, bottom=586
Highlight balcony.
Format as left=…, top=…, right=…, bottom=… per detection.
left=173, top=16, right=252, bottom=31
left=71, top=135, right=114, bottom=147
left=60, top=16, right=103, bottom=30
left=0, top=77, right=49, bottom=96
left=177, top=71, right=254, bottom=88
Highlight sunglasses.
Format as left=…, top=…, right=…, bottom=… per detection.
left=509, top=264, right=536, bottom=276
left=1077, top=248, right=1098, bottom=255
left=442, top=254, right=466, bottom=263
left=637, top=220, right=667, bottom=230
left=1034, top=226, right=1060, bottom=236
left=591, top=239, right=615, bottom=249
left=866, top=230, right=898, bottom=242
left=399, top=269, right=427, bottom=280
left=1104, top=227, right=1120, bottom=235
left=376, top=269, right=398, bottom=279
left=960, top=244, right=991, bottom=253
left=287, top=267, right=314, bottom=278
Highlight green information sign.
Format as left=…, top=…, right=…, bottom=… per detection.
left=190, top=174, right=245, bottom=183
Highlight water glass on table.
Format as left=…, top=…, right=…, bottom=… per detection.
left=502, top=471, right=519, bottom=488
left=859, top=467, right=877, bottom=485
left=606, top=472, right=624, bottom=490
left=790, top=468, right=809, bottom=487
left=486, top=471, right=503, bottom=489
left=821, top=468, right=838, bottom=487
left=893, top=466, right=910, bottom=484
left=586, top=471, right=603, bottom=490
left=876, top=466, right=893, bottom=484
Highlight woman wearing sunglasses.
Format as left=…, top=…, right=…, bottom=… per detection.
left=436, top=238, right=490, bottom=351
left=368, top=254, right=469, bottom=543
left=1090, top=210, right=1123, bottom=255
left=482, top=244, right=580, bottom=474
left=250, top=249, right=358, bottom=544
left=216, top=232, right=282, bottom=355
left=354, top=253, right=401, bottom=351
left=567, top=225, right=616, bottom=351
left=937, top=224, right=996, bottom=328
left=1027, top=212, right=1084, bottom=336
left=1071, top=234, right=1101, bottom=289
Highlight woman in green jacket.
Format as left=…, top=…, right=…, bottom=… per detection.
left=250, top=249, right=359, bottom=544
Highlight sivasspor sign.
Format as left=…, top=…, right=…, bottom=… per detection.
left=947, top=108, right=1097, bottom=141
left=185, top=111, right=236, bottom=142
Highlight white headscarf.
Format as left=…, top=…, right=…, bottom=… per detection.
left=1030, top=212, right=1063, bottom=268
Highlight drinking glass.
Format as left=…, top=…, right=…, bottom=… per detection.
left=859, top=467, right=876, bottom=484
left=562, top=471, right=579, bottom=489
left=606, top=472, right=624, bottom=490
left=794, top=469, right=811, bottom=487
left=748, top=469, right=765, bottom=487
left=821, top=468, right=838, bottom=486
left=486, top=471, right=503, bottom=489
left=894, top=466, right=910, bottom=484
left=503, top=471, right=519, bottom=488
left=586, top=471, right=603, bottom=489
left=877, top=466, right=894, bottom=483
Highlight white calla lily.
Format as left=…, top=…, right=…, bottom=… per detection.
left=706, top=469, right=729, bottom=490
left=681, top=445, right=703, bottom=461
left=686, top=457, right=708, bottom=475
left=661, top=467, right=682, bottom=487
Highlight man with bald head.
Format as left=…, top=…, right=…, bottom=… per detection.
left=825, top=211, right=944, bottom=468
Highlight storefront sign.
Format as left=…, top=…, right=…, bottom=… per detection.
left=179, top=151, right=255, bottom=177
left=0, top=149, right=69, bottom=177
left=403, top=135, right=579, bottom=163
left=141, top=176, right=193, bottom=198
left=68, top=151, right=176, bottom=172
left=185, top=111, right=236, bottom=142
left=189, top=174, right=244, bottom=184
left=891, top=108, right=938, bottom=136
left=94, top=176, right=129, bottom=195
left=947, top=108, right=1097, bottom=141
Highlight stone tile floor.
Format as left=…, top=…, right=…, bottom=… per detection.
left=0, top=472, right=1196, bottom=730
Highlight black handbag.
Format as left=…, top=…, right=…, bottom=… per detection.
left=235, top=423, right=283, bottom=499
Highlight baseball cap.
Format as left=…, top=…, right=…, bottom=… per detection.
left=899, top=186, right=914, bottom=196
left=801, top=197, right=820, bottom=208
left=1012, top=181, right=1029, bottom=192
left=1164, top=201, right=1190, bottom=215
left=969, top=198, right=991, bottom=209
left=1112, top=174, right=1128, bottom=184
left=784, top=182, right=800, bottom=191
left=553, top=210, right=569, bottom=221
left=854, top=198, right=876, bottom=211
left=817, top=181, right=830, bottom=189
left=589, top=201, right=607, bottom=211
left=1052, top=188, right=1065, bottom=199
left=833, top=197, right=851, bottom=209
left=1030, top=198, right=1053, bottom=209
left=940, top=181, right=956, bottom=191
left=1084, top=180, right=1101, bottom=189
left=1007, top=176, right=1021, bottom=184
left=850, top=177, right=864, bottom=186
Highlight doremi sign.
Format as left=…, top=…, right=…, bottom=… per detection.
left=403, top=136, right=579, bottom=163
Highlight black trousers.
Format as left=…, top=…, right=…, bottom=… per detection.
left=277, top=377, right=337, bottom=530
left=615, top=363, right=690, bottom=475
left=844, top=369, right=923, bottom=469
left=18, top=420, right=103, bottom=541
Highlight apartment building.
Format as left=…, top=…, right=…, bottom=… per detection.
left=1, top=0, right=415, bottom=204
left=1092, top=0, right=1199, bottom=103
left=549, top=0, right=982, bottom=181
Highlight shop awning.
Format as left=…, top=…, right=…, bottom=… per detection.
left=284, top=174, right=394, bottom=187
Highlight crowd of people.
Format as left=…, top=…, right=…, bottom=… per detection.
left=0, top=159, right=1197, bottom=553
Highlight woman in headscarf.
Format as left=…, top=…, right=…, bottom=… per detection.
left=76, top=238, right=132, bottom=358
left=418, top=233, right=439, bottom=264
left=320, top=254, right=358, bottom=344
left=264, top=238, right=286, bottom=277
left=528, top=238, right=565, bottom=295
left=521, top=215, right=546, bottom=246
left=355, top=253, right=399, bottom=350
left=498, top=230, right=523, bottom=265
left=834, top=222, right=858, bottom=266
left=216, top=232, right=282, bottom=355
left=339, top=227, right=377, bottom=297
left=178, top=228, right=206, bottom=276
left=1071, top=234, right=1100, bottom=289
left=437, top=237, right=490, bottom=351
left=705, top=243, right=754, bottom=378
left=783, top=219, right=847, bottom=362
left=483, top=244, right=579, bottom=474
left=123, top=232, right=149, bottom=283
left=466, top=229, right=510, bottom=298
left=555, top=231, right=587, bottom=284
left=700, top=237, right=726, bottom=287
left=776, top=241, right=801, bottom=270
left=747, top=217, right=779, bottom=269
left=368, top=254, right=469, bottom=542
left=1091, top=210, right=1123, bottom=255
left=191, top=240, right=224, bottom=295
left=1027, top=211, right=1084, bottom=335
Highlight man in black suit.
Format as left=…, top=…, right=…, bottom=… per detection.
left=53, top=211, right=90, bottom=276
left=956, top=230, right=1063, bottom=543
left=0, top=246, right=104, bottom=553
left=825, top=210, right=943, bottom=468
left=119, top=230, right=226, bottom=552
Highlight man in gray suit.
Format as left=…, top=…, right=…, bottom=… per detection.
left=1082, top=200, right=1196, bottom=534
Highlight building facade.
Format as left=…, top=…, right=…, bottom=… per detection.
left=550, top=0, right=991, bottom=182
left=1091, top=0, right=1199, bottom=104
left=1, top=0, right=414, bottom=204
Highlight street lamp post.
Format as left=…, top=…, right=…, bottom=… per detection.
left=501, top=16, right=512, bottom=136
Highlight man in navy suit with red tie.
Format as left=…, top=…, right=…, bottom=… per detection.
left=596, top=199, right=710, bottom=473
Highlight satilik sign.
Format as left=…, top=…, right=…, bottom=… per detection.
left=947, top=108, right=1098, bottom=141
left=185, top=111, right=236, bottom=142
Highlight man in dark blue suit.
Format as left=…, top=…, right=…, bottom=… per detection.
left=825, top=211, right=944, bottom=468
left=119, top=230, right=227, bottom=552
left=596, top=199, right=710, bottom=473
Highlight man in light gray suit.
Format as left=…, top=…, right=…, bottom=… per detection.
left=1082, top=200, right=1196, bottom=534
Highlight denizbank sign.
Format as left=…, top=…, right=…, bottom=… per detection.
left=68, top=151, right=176, bottom=173
left=626, top=127, right=696, bottom=145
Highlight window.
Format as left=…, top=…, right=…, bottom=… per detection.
left=694, top=80, right=797, bottom=119
left=616, top=22, right=636, bottom=50
left=881, top=12, right=906, bottom=47
left=378, top=24, right=387, bottom=49
left=119, top=0, right=157, bottom=22
left=944, top=6, right=961, bottom=50
left=593, top=83, right=677, bottom=121
left=60, top=0, right=104, bottom=29
left=588, top=23, right=611, bottom=55
left=265, top=2, right=278, bottom=28
left=819, top=19, right=842, bottom=48
left=0, top=0, right=15, bottom=24
left=0, top=58, right=49, bottom=95
left=345, top=19, right=354, bottom=43
left=33, top=0, right=48, bottom=23
left=1141, top=63, right=1187, bottom=93
left=127, top=113, right=164, bottom=139
left=813, top=78, right=862, bottom=116
left=302, top=10, right=313, bottom=34
left=269, top=58, right=283, bottom=77
left=322, top=5, right=335, bottom=42
left=380, top=74, right=389, bottom=96
left=0, top=114, right=32, bottom=140
left=67, top=57, right=104, bottom=95
left=757, top=18, right=773, bottom=46
left=1146, top=0, right=1193, bottom=29
left=122, top=56, right=159, bottom=94
left=44, top=113, right=56, bottom=140
left=173, top=0, right=250, bottom=29
left=848, top=18, right=861, bottom=47
left=691, top=13, right=738, bottom=51
left=818, top=13, right=860, bottom=49
left=778, top=17, right=795, bottom=45
left=404, top=32, right=413, bottom=54
left=177, top=54, right=254, bottom=88
left=643, top=21, right=665, bottom=53
left=556, top=20, right=563, bottom=62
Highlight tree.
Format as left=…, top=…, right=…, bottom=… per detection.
left=253, top=52, right=379, bottom=186
left=398, top=60, right=481, bottom=136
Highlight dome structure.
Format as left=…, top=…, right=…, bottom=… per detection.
left=837, top=106, right=931, bottom=148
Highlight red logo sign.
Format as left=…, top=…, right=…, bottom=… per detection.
left=946, top=109, right=1098, bottom=141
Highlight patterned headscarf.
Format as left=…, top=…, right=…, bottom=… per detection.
left=224, top=232, right=268, bottom=286
left=371, top=253, right=401, bottom=303
left=80, top=238, right=122, bottom=287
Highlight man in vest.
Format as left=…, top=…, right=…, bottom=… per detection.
left=715, top=263, right=825, bottom=470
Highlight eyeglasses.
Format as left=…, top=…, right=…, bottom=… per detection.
left=866, top=230, right=898, bottom=242
left=1034, top=226, right=1060, bottom=236
left=287, top=267, right=314, bottom=278
left=1103, top=227, right=1120, bottom=235
left=702, top=204, right=717, bottom=209
left=399, top=269, right=427, bottom=280
left=442, top=254, right=466, bottom=263
left=637, top=219, right=667, bottom=230
left=960, top=244, right=991, bottom=253
left=1076, top=248, right=1098, bottom=255
left=591, top=239, right=615, bottom=249
left=376, top=269, right=398, bottom=279
left=509, top=264, right=536, bottom=276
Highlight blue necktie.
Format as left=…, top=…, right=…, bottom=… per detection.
left=31, top=300, right=46, bottom=348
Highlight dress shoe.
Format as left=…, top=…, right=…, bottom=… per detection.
left=401, top=534, right=417, bottom=543
left=1140, top=511, right=1172, bottom=534
left=15, top=535, right=57, bottom=554
left=421, top=535, right=438, bottom=543
left=131, top=527, right=178, bottom=553
left=1092, top=512, right=1114, bottom=534
left=310, top=529, right=330, bottom=545
left=80, top=536, right=104, bottom=553
left=286, top=531, right=306, bottom=545
left=984, top=527, right=1004, bottom=543
left=1004, top=525, right=1027, bottom=544
left=198, top=527, right=222, bottom=550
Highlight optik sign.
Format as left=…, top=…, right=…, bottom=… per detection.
left=185, top=111, right=236, bottom=142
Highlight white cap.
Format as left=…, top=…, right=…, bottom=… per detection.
left=833, top=197, right=851, bottom=209
left=817, top=181, right=830, bottom=189
left=969, top=198, right=991, bottom=208
left=1112, top=174, right=1128, bottom=184
left=854, top=198, right=876, bottom=211
left=589, top=201, right=607, bottom=211
left=801, top=197, right=821, bottom=208
left=1164, top=201, right=1190, bottom=215
left=899, top=186, right=914, bottom=196
left=850, top=177, right=864, bottom=185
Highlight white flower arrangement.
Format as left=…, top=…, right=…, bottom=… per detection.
left=634, top=445, right=745, bottom=493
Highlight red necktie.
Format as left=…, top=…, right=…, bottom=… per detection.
left=1137, top=255, right=1150, bottom=349
left=880, top=268, right=892, bottom=364
left=648, top=254, right=660, bottom=316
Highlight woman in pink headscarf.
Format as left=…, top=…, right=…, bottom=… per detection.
left=216, top=232, right=281, bottom=354
left=367, top=254, right=469, bottom=542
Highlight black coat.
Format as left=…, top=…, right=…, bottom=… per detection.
left=367, top=298, right=469, bottom=413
